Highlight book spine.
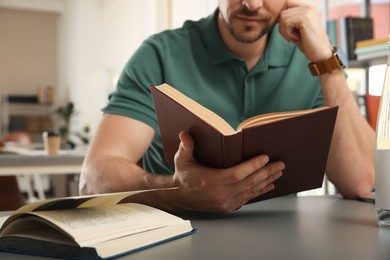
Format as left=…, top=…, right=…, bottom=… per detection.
left=356, top=37, right=389, bottom=48
left=340, top=18, right=348, bottom=58
left=8, top=115, right=53, bottom=133
left=7, top=95, right=38, bottom=103
left=326, top=20, right=337, bottom=47
left=356, top=50, right=388, bottom=61
left=345, top=17, right=373, bottom=60
left=354, top=44, right=387, bottom=55
left=222, top=133, right=243, bottom=168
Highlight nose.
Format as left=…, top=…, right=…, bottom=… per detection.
left=241, top=0, right=263, bottom=10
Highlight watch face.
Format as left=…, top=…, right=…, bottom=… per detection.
left=337, top=48, right=349, bottom=68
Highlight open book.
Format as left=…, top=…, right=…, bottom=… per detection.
left=151, top=83, right=338, bottom=202
left=0, top=189, right=195, bottom=259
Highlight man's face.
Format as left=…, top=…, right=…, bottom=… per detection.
left=218, top=0, right=287, bottom=43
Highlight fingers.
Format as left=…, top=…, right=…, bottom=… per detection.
left=225, top=157, right=285, bottom=204
left=173, top=132, right=285, bottom=212
left=223, top=154, right=269, bottom=183
left=279, top=4, right=313, bottom=43
left=221, top=153, right=285, bottom=203
left=244, top=160, right=284, bottom=193
left=245, top=167, right=283, bottom=198
left=278, top=0, right=333, bottom=61
left=223, top=154, right=284, bottom=184
left=283, top=0, right=312, bottom=9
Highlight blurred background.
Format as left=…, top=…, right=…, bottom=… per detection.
left=0, top=0, right=389, bottom=203
left=0, top=0, right=389, bottom=141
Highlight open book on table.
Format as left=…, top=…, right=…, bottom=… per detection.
left=151, top=83, right=339, bottom=203
left=0, top=188, right=195, bottom=259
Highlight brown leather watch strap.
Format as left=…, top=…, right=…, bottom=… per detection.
left=308, top=47, right=345, bottom=76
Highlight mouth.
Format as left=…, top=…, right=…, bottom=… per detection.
left=235, top=14, right=267, bottom=28
left=236, top=14, right=261, bottom=24
left=234, top=8, right=270, bottom=27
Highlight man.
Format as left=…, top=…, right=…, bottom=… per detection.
left=79, top=0, right=374, bottom=213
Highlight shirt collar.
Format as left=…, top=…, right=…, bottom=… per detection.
left=265, top=24, right=295, bottom=67
left=199, top=9, right=295, bottom=68
left=200, top=9, right=236, bottom=66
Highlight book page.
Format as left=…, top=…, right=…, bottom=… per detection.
left=0, top=216, right=7, bottom=229
left=1, top=188, right=178, bottom=235
left=156, top=84, right=235, bottom=135
left=155, top=84, right=329, bottom=135
left=9, top=188, right=178, bottom=217
left=236, top=107, right=328, bottom=131
left=30, top=203, right=187, bottom=247
left=94, top=221, right=193, bottom=258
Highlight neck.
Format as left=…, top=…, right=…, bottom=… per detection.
left=217, top=14, right=268, bottom=71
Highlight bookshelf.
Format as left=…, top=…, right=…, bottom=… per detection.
left=1, top=94, right=54, bottom=143
left=349, top=54, right=387, bottom=68
left=312, top=0, right=388, bottom=196
left=325, top=0, right=388, bottom=120
left=325, top=0, right=387, bottom=64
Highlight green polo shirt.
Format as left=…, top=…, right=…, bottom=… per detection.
left=103, top=9, right=323, bottom=174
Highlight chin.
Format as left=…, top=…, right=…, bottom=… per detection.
left=230, top=24, right=270, bottom=43
left=232, top=32, right=264, bottom=43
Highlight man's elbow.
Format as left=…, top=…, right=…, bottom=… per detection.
left=339, top=168, right=375, bottom=199
left=79, top=175, right=91, bottom=196
left=78, top=165, right=97, bottom=196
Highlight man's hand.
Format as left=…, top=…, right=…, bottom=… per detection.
left=278, top=0, right=333, bottom=62
left=167, top=132, right=285, bottom=213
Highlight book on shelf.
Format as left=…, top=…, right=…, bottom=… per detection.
left=354, top=39, right=388, bottom=61
left=151, top=83, right=338, bottom=203
left=342, top=17, right=373, bottom=60
left=0, top=189, right=195, bottom=260
left=37, top=85, right=54, bottom=104
left=355, top=49, right=388, bottom=61
left=326, top=19, right=339, bottom=47
left=356, top=37, right=389, bottom=48
left=354, top=43, right=388, bottom=55
left=8, top=115, right=53, bottom=133
left=327, top=16, right=373, bottom=60
left=6, top=95, right=39, bottom=103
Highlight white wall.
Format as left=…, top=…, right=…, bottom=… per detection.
left=58, top=0, right=108, bottom=133
left=0, top=0, right=217, bottom=137
left=58, top=0, right=217, bottom=135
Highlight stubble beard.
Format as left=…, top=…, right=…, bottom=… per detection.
left=223, top=9, right=273, bottom=44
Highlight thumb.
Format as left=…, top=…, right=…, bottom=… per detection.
left=174, top=131, right=195, bottom=164
left=179, top=131, right=194, bottom=152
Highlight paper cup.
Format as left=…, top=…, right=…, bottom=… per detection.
left=42, top=131, right=61, bottom=156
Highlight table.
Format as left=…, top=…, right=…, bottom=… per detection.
left=1, top=196, right=389, bottom=260
left=0, top=151, right=84, bottom=200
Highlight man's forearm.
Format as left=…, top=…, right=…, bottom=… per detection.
left=80, top=154, right=174, bottom=193
left=320, top=70, right=375, bottom=197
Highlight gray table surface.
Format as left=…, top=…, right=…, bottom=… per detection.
left=0, top=152, right=84, bottom=166
left=1, top=195, right=389, bottom=260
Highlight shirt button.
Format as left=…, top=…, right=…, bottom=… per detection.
left=246, top=99, right=252, bottom=106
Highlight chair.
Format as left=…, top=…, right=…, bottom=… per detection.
left=0, top=176, right=26, bottom=210
left=365, top=94, right=381, bottom=130
left=0, top=131, right=31, bottom=211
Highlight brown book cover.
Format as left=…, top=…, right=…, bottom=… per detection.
left=151, top=83, right=338, bottom=202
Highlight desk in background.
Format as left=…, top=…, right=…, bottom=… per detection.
left=0, top=150, right=84, bottom=200
left=0, top=196, right=389, bottom=260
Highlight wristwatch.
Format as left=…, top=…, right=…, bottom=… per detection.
left=308, top=47, right=348, bottom=76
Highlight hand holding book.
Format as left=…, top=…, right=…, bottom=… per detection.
left=173, top=131, right=285, bottom=212
left=151, top=83, right=338, bottom=203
